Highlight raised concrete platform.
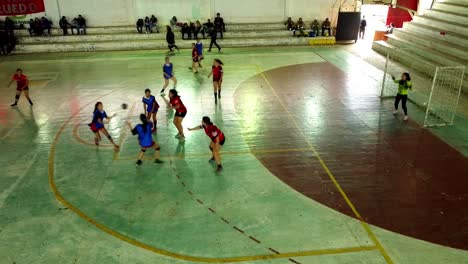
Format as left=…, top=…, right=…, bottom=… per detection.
left=13, top=22, right=335, bottom=54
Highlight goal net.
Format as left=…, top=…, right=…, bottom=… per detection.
left=380, top=49, right=465, bottom=127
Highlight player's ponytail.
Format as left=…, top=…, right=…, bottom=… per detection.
left=202, top=116, right=213, bottom=126
left=140, top=114, right=148, bottom=133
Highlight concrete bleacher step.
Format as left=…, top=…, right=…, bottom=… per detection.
left=372, top=41, right=468, bottom=93
left=14, top=36, right=323, bottom=53
left=402, top=22, right=468, bottom=45
left=392, top=29, right=468, bottom=59
left=423, top=9, right=468, bottom=25
left=436, top=0, right=468, bottom=5
left=432, top=2, right=468, bottom=15
left=412, top=15, right=468, bottom=36
left=386, top=34, right=467, bottom=66
left=17, top=30, right=296, bottom=44
left=14, top=22, right=286, bottom=37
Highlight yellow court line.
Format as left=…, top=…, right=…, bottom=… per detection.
left=116, top=147, right=312, bottom=161
left=113, top=101, right=137, bottom=161
left=256, top=65, right=394, bottom=264
left=49, top=96, right=379, bottom=262
left=72, top=123, right=114, bottom=148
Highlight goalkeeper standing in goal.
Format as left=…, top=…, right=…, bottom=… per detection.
left=392, top=72, right=412, bottom=121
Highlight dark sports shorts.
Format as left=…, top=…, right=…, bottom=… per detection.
left=17, top=86, right=29, bottom=91
left=213, top=78, right=221, bottom=82
left=175, top=111, right=187, bottom=118
left=88, top=123, right=103, bottom=133
left=140, top=141, right=155, bottom=150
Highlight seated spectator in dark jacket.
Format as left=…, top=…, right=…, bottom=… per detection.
left=150, top=15, right=158, bottom=33
left=195, top=20, right=205, bottom=38
left=310, top=19, right=320, bottom=36
left=144, top=17, right=151, bottom=33
left=189, top=22, right=196, bottom=39
left=0, top=30, right=8, bottom=55
left=34, top=18, right=44, bottom=36
left=214, top=13, right=225, bottom=38
left=284, top=17, right=294, bottom=30
left=295, top=18, right=306, bottom=37
left=71, top=18, right=79, bottom=35
left=27, top=19, right=35, bottom=36
left=42, top=17, right=52, bottom=36
left=181, top=23, right=190, bottom=39
left=77, top=15, right=87, bottom=35
left=322, top=18, right=331, bottom=36
left=59, top=16, right=70, bottom=35
left=136, top=19, right=144, bottom=33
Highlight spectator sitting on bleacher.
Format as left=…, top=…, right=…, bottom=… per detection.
left=181, top=23, right=190, bottom=40
left=77, top=15, right=87, bottom=35
left=195, top=20, right=206, bottom=39
left=284, top=17, right=294, bottom=31
left=322, top=18, right=331, bottom=36
left=27, top=19, right=35, bottom=36
left=71, top=18, right=79, bottom=35
left=34, top=18, right=44, bottom=36
left=150, top=15, right=158, bottom=33
left=189, top=22, right=196, bottom=39
left=59, top=16, right=71, bottom=35
left=136, top=19, right=144, bottom=33
left=0, top=29, right=8, bottom=55
left=42, top=17, right=52, bottom=36
left=145, top=17, right=151, bottom=33
left=170, top=16, right=178, bottom=27
left=310, top=19, right=320, bottom=36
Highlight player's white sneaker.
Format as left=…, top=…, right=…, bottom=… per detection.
left=404, top=116, right=408, bottom=121
left=392, top=110, right=398, bottom=115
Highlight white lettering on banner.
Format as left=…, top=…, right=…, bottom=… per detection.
left=0, top=2, right=41, bottom=15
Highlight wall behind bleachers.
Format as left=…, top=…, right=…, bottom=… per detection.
left=30, top=0, right=355, bottom=27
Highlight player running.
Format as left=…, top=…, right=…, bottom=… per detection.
left=127, top=114, right=164, bottom=166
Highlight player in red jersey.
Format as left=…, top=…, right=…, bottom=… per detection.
left=7, top=69, right=33, bottom=107
left=207, top=59, right=223, bottom=103
left=163, top=89, right=187, bottom=140
left=188, top=116, right=225, bottom=172
left=190, top=43, right=200, bottom=74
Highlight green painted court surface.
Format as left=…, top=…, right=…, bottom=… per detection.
left=0, top=47, right=467, bottom=264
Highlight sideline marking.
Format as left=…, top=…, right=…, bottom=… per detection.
left=49, top=95, right=379, bottom=262
left=257, top=65, right=394, bottom=264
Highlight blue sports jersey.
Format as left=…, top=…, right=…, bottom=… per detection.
left=132, top=122, right=154, bottom=147
left=142, top=95, right=159, bottom=112
left=163, top=63, right=173, bottom=78
left=92, top=110, right=107, bottom=129
left=195, top=42, right=203, bottom=55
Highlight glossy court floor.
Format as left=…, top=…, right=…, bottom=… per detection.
left=0, top=46, right=467, bottom=264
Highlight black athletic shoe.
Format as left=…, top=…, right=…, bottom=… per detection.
left=216, top=165, right=223, bottom=172
left=10, top=103, right=17, bottom=107
left=136, top=160, right=143, bottom=166
left=209, top=157, right=215, bottom=163
left=154, top=159, right=164, bottom=164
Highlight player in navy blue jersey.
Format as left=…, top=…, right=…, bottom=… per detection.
left=127, top=114, right=164, bottom=166
left=88, top=102, right=119, bottom=149
left=160, top=57, right=177, bottom=96
left=142, top=89, right=159, bottom=133
left=195, top=37, right=204, bottom=67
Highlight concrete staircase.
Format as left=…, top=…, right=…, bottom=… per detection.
left=372, top=0, right=468, bottom=93
left=13, top=22, right=334, bottom=54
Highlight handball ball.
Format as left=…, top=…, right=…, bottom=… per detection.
left=122, top=103, right=128, bottom=109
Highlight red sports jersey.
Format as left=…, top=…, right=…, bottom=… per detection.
left=212, top=65, right=223, bottom=80
left=170, top=96, right=187, bottom=113
left=204, top=124, right=224, bottom=142
left=192, top=48, right=198, bottom=59
left=13, top=74, right=28, bottom=90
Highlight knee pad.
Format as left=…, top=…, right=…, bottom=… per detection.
left=141, top=149, right=147, bottom=152
left=15, top=95, right=20, bottom=100
left=156, top=147, right=161, bottom=151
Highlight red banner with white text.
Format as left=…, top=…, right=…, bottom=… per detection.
left=0, top=0, right=45, bottom=16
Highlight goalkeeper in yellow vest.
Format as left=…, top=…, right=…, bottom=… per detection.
left=392, top=72, right=412, bottom=121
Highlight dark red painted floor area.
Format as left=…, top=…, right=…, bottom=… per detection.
left=234, top=62, right=468, bottom=250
